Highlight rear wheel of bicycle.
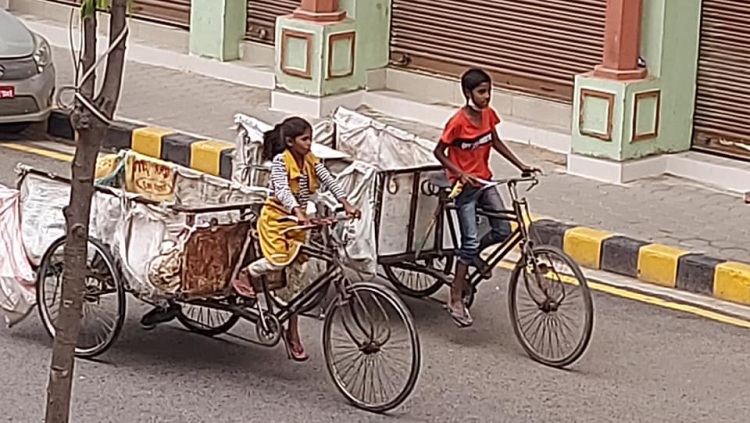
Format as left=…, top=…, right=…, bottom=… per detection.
left=382, top=256, right=452, bottom=298
left=176, top=303, right=240, bottom=336
left=508, top=245, right=594, bottom=368
left=323, top=282, right=421, bottom=413
left=37, top=236, right=126, bottom=359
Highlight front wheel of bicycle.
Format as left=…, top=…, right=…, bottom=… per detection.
left=323, top=282, right=421, bottom=413
left=508, top=245, right=594, bottom=368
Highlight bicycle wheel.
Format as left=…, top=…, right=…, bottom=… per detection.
left=176, top=303, right=240, bottom=336
left=382, top=256, right=452, bottom=298
left=323, top=282, right=421, bottom=413
left=508, top=245, right=594, bottom=368
left=37, top=236, right=126, bottom=359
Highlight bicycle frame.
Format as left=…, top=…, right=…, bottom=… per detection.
left=195, top=215, right=356, bottom=330
left=437, top=179, right=537, bottom=288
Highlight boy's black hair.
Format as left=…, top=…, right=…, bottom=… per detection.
left=460, top=68, right=492, bottom=98
left=262, top=116, right=313, bottom=161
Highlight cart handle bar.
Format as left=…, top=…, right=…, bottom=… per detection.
left=279, top=215, right=354, bottom=235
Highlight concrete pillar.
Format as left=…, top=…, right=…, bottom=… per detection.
left=568, top=0, right=703, bottom=184
left=271, top=0, right=367, bottom=118
left=189, top=0, right=246, bottom=62
left=594, top=0, right=648, bottom=80
left=294, top=0, right=346, bottom=22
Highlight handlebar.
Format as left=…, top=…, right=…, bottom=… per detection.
left=480, top=172, right=541, bottom=191
left=447, top=172, right=542, bottom=199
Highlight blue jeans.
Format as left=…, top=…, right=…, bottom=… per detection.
left=455, top=185, right=512, bottom=265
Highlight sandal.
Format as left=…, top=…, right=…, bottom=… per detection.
left=140, top=304, right=180, bottom=330
left=283, top=330, right=309, bottom=362
left=231, top=269, right=256, bottom=298
left=444, top=303, right=473, bottom=328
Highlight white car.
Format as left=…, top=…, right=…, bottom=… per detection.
left=0, top=10, right=55, bottom=132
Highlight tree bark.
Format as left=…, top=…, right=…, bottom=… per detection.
left=44, top=1, right=129, bottom=421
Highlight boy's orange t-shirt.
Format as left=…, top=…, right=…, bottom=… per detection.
left=439, top=107, right=501, bottom=183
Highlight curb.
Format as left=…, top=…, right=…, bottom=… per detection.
left=530, top=219, right=750, bottom=307
left=47, top=110, right=236, bottom=179
left=46, top=110, right=750, bottom=310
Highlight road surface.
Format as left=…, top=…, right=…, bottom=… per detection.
left=0, top=137, right=748, bottom=423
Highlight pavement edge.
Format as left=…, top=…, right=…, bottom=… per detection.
left=47, top=109, right=235, bottom=179
left=530, top=219, right=750, bottom=307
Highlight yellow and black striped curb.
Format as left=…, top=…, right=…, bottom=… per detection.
left=47, top=110, right=235, bottom=179
left=530, top=219, right=750, bottom=307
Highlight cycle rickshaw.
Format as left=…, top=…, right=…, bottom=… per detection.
left=15, top=149, right=421, bottom=413
left=235, top=107, right=595, bottom=369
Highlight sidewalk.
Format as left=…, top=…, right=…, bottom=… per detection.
left=39, top=22, right=749, bottom=264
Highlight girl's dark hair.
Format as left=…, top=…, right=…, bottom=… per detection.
left=262, top=116, right=313, bottom=160
left=461, top=68, right=492, bottom=97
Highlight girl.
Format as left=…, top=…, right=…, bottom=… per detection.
left=233, top=116, right=360, bottom=361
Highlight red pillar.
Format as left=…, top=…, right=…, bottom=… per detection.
left=594, top=0, right=647, bottom=80
left=294, top=0, right=346, bottom=22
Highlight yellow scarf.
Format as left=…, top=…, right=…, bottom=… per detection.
left=257, top=150, right=320, bottom=265
left=282, top=149, right=319, bottom=195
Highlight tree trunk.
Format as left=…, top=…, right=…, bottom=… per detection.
left=44, top=0, right=129, bottom=421
left=97, top=0, right=128, bottom=118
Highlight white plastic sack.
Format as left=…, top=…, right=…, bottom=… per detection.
left=316, top=161, right=379, bottom=275
left=114, top=202, right=185, bottom=299
left=19, top=173, right=69, bottom=266
left=20, top=173, right=129, bottom=266
left=0, top=185, right=36, bottom=327
left=331, top=107, right=439, bottom=171
left=91, top=191, right=125, bottom=246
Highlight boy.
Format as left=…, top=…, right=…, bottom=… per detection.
left=434, top=68, right=539, bottom=327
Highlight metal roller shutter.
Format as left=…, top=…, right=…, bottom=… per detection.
left=692, top=0, right=750, bottom=158
left=390, top=0, right=606, bottom=102
left=46, top=0, right=190, bottom=28
left=131, top=0, right=191, bottom=28
left=46, top=0, right=81, bottom=6
left=246, top=0, right=299, bottom=45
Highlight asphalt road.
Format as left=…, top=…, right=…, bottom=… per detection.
left=0, top=138, right=749, bottom=423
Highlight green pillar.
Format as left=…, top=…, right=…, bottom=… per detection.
left=189, top=0, right=247, bottom=61
left=339, top=0, right=391, bottom=72
left=271, top=0, right=392, bottom=117
left=569, top=0, right=702, bottom=179
left=275, top=15, right=362, bottom=98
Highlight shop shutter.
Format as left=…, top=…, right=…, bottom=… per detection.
left=130, top=0, right=191, bottom=28
left=692, top=0, right=750, bottom=158
left=46, top=0, right=81, bottom=6
left=246, top=0, right=299, bottom=45
left=47, top=1, right=190, bottom=28
left=389, top=0, right=606, bottom=102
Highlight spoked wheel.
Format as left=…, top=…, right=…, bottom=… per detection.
left=323, top=282, right=421, bottom=413
left=382, top=256, right=453, bottom=298
left=508, top=245, right=594, bottom=368
left=37, top=236, right=126, bottom=359
left=176, top=303, right=240, bottom=336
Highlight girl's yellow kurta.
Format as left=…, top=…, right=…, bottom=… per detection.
left=257, top=150, right=320, bottom=266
